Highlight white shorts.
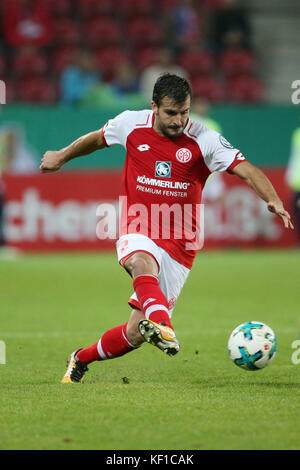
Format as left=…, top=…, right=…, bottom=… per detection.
left=116, top=234, right=190, bottom=317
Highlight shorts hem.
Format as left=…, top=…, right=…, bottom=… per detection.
left=128, top=298, right=141, bottom=311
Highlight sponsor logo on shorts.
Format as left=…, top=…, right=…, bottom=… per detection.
left=176, top=148, right=192, bottom=163
left=119, top=239, right=129, bottom=253
left=168, top=297, right=177, bottom=310
left=155, top=161, right=171, bottom=178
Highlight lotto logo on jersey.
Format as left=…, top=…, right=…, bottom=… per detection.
left=137, top=144, right=150, bottom=152
left=176, top=148, right=192, bottom=163
left=155, top=161, right=171, bottom=178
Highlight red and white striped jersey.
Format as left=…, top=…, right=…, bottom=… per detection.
left=101, top=109, right=245, bottom=268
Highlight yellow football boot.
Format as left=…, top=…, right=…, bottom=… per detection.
left=61, top=349, right=88, bottom=383
left=138, top=320, right=180, bottom=356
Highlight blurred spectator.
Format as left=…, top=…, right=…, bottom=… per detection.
left=81, top=83, right=121, bottom=109
left=210, top=0, right=251, bottom=51
left=13, top=45, right=48, bottom=79
left=0, top=125, right=38, bottom=173
left=190, top=95, right=222, bottom=133
left=3, top=0, right=52, bottom=48
left=60, top=48, right=100, bottom=106
left=168, top=0, right=202, bottom=49
left=111, top=62, right=140, bottom=96
left=140, top=48, right=188, bottom=102
left=286, top=126, right=300, bottom=245
left=109, top=62, right=145, bottom=109
left=82, top=81, right=146, bottom=109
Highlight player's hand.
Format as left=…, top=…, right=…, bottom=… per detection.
left=267, top=201, right=294, bottom=229
left=40, top=150, right=66, bottom=173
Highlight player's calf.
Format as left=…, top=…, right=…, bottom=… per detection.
left=126, top=308, right=146, bottom=346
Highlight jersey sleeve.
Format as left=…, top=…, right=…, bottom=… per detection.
left=101, top=110, right=131, bottom=148
left=200, top=128, right=246, bottom=173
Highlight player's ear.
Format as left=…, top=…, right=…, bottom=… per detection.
left=151, top=101, right=158, bottom=114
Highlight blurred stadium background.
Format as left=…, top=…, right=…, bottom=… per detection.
left=0, top=0, right=300, bottom=254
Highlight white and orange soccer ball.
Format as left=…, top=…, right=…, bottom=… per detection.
left=228, top=321, right=277, bottom=371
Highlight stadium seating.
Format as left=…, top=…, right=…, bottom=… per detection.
left=2, top=0, right=262, bottom=103
left=158, top=0, right=180, bottom=10
left=84, top=18, right=122, bottom=48
left=77, top=0, right=115, bottom=17
left=18, top=77, right=57, bottom=103
left=134, top=47, right=161, bottom=70
left=126, top=18, right=165, bottom=48
left=225, top=74, right=264, bottom=102
left=52, top=19, right=82, bottom=46
left=0, top=55, right=6, bottom=76
left=47, top=0, right=72, bottom=18
left=118, top=0, right=153, bottom=17
left=52, top=46, right=76, bottom=73
left=191, top=75, right=225, bottom=102
left=4, top=81, right=17, bottom=103
left=178, top=50, right=215, bottom=77
left=219, top=49, right=256, bottom=77
left=93, top=47, right=129, bottom=81
left=13, top=48, right=48, bottom=79
left=3, top=0, right=53, bottom=48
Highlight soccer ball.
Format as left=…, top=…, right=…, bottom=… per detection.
left=228, top=321, right=277, bottom=371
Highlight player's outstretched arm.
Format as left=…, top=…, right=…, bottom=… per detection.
left=40, top=130, right=105, bottom=173
left=231, top=161, right=294, bottom=230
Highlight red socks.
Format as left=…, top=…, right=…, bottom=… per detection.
left=76, top=323, right=135, bottom=364
left=133, top=274, right=172, bottom=329
left=76, top=276, right=172, bottom=366
left=76, top=341, right=100, bottom=364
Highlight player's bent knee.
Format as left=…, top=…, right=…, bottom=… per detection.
left=124, top=252, right=158, bottom=278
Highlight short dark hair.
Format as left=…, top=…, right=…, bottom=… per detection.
left=152, top=73, right=192, bottom=106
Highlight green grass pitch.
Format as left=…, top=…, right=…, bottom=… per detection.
left=1, top=249, right=300, bottom=450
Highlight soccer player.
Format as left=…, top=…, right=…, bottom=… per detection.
left=40, top=73, right=293, bottom=383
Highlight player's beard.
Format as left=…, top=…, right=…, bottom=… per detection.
left=156, top=115, right=186, bottom=139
